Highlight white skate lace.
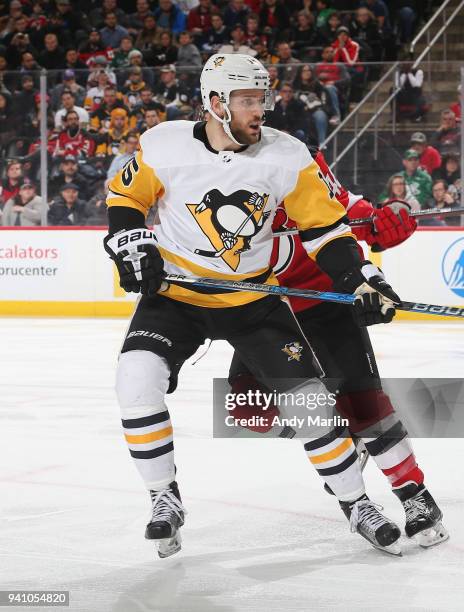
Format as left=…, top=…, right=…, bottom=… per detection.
left=403, top=495, right=429, bottom=522
left=150, top=489, right=186, bottom=524
left=350, top=499, right=388, bottom=534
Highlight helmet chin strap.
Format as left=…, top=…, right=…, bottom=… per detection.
left=209, top=105, right=247, bottom=147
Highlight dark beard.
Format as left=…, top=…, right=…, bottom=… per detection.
left=230, top=125, right=261, bottom=145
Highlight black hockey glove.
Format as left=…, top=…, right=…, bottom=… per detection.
left=103, top=228, right=165, bottom=296
left=334, top=261, right=401, bottom=326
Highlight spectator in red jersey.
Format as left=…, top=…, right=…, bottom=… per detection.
left=259, top=0, right=290, bottom=42
left=332, top=26, right=366, bottom=100
left=450, top=84, right=462, bottom=124
left=54, top=110, right=96, bottom=160
left=78, top=29, right=107, bottom=64
left=316, top=46, right=350, bottom=117
left=0, top=160, right=23, bottom=208
left=431, top=109, right=461, bottom=156
left=409, top=132, right=441, bottom=176
left=245, top=0, right=262, bottom=11
left=187, top=0, right=214, bottom=39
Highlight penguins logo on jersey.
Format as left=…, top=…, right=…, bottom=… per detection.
left=282, top=341, right=303, bottom=362
left=187, top=189, right=270, bottom=271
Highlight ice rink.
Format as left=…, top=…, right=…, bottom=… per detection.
left=1, top=318, right=464, bottom=612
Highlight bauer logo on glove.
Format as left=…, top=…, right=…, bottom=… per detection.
left=104, top=228, right=166, bottom=296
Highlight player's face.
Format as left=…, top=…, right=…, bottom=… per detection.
left=228, top=89, right=267, bottom=145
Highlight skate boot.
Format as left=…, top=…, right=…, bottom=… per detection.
left=393, top=482, right=449, bottom=548
left=340, top=494, right=402, bottom=556
left=145, top=481, right=186, bottom=558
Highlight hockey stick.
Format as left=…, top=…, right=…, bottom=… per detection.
left=194, top=195, right=267, bottom=258
left=165, top=274, right=464, bottom=318
left=273, top=206, right=464, bottom=236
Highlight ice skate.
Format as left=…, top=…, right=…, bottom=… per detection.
left=340, top=495, right=402, bottom=556
left=145, top=481, right=186, bottom=558
left=393, top=482, right=449, bottom=548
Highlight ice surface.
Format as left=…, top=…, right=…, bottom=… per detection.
left=1, top=319, right=463, bottom=612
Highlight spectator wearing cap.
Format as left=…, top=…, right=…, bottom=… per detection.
left=223, top=0, right=250, bottom=30
left=432, top=151, right=461, bottom=186
left=450, top=85, right=462, bottom=124
left=86, top=56, right=117, bottom=88
left=89, top=86, right=130, bottom=132
left=89, top=0, right=129, bottom=30
left=187, top=0, right=214, bottom=39
left=331, top=26, right=360, bottom=66
left=48, top=183, right=89, bottom=226
left=49, top=154, right=89, bottom=200
left=135, top=14, right=163, bottom=52
left=381, top=149, right=432, bottom=207
left=55, top=90, right=89, bottom=130
left=99, top=12, right=129, bottom=50
left=122, top=67, right=147, bottom=109
left=154, top=65, right=192, bottom=120
left=201, top=13, right=230, bottom=54
left=85, top=70, right=114, bottom=110
left=119, top=49, right=155, bottom=90
left=107, top=132, right=140, bottom=180
left=127, top=0, right=155, bottom=34
left=1, top=180, right=44, bottom=227
left=50, top=70, right=86, bottom=110
left=410, top=132, right=441, bottom=176
left=176, top=31, right=202, bottom=68
left=38, top=33, right=66, bottom=70
left=154, top=0, right=186, bottom=35
left=431, top=109, right=461, bottom=156
left=0, top=160, right=23, bottom=208
left=272, top=42, right=301, bottom=85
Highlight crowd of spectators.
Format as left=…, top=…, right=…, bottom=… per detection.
left=0, top=0, right=451, bottom=226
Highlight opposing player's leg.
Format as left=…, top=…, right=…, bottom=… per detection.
left=224, top=297, right=401, bottom=554
left=116, top=295, right=207, bottom=557
left=295, top=301, right=448, bottom=547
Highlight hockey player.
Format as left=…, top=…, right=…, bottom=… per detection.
left=104, top=54, right=405, bottom=558
left=228, top=149, right=448, bottom=549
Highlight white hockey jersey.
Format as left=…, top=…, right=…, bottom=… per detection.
left=107, top=120, right=353, bottom=307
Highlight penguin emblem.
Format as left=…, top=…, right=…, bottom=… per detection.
left=186, top=189, right=270, bottom=271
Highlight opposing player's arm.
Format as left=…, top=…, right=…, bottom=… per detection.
left=283, top=150, right=400, bottom=325
left=104, top=149, right=166, bottom=296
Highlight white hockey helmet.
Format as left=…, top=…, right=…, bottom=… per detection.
left=200, top=53, right=274, bottom=145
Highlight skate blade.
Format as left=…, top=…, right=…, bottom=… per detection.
left=416, top=522, right=449, bottom=548
left=157, top=532, right=182, bottom=558
left=372, top=541, right=402, bottom=557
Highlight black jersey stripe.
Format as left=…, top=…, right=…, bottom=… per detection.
left=315, top=449, right=359, bottom=476
left=299, top=216, right=350, bottom=242
left=129, top=441, right=174, bottom=460
left=364, top=421, right=408, bottom=457
left=304, top=426, right=348, bottom=451
left=122, top=411, right=170, bottom=429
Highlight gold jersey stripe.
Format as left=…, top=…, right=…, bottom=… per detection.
left=309, top=437, right=353, bottom=465
left=124, top=426, right=173, bottom=444
left=161, top=282, right=270, bottom=308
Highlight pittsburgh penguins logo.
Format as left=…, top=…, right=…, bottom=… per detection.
left=282, top=341, right=303, bottom=362
left=213, top=56, right=225, bottom=68
left=187, top=189, right=270, bottom=271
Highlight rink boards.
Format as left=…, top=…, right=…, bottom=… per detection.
left=0, top=227, right=463, bottom=320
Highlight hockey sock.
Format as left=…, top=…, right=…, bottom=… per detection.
left=337, top=389, right=424, bottom=489
left=303, top=428, right=365, bottom=502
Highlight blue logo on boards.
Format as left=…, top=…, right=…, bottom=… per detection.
left=442, top=237, right=464, bottom=298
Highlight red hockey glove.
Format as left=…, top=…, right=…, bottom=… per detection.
left=370, top=200, right=417, bottom=252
